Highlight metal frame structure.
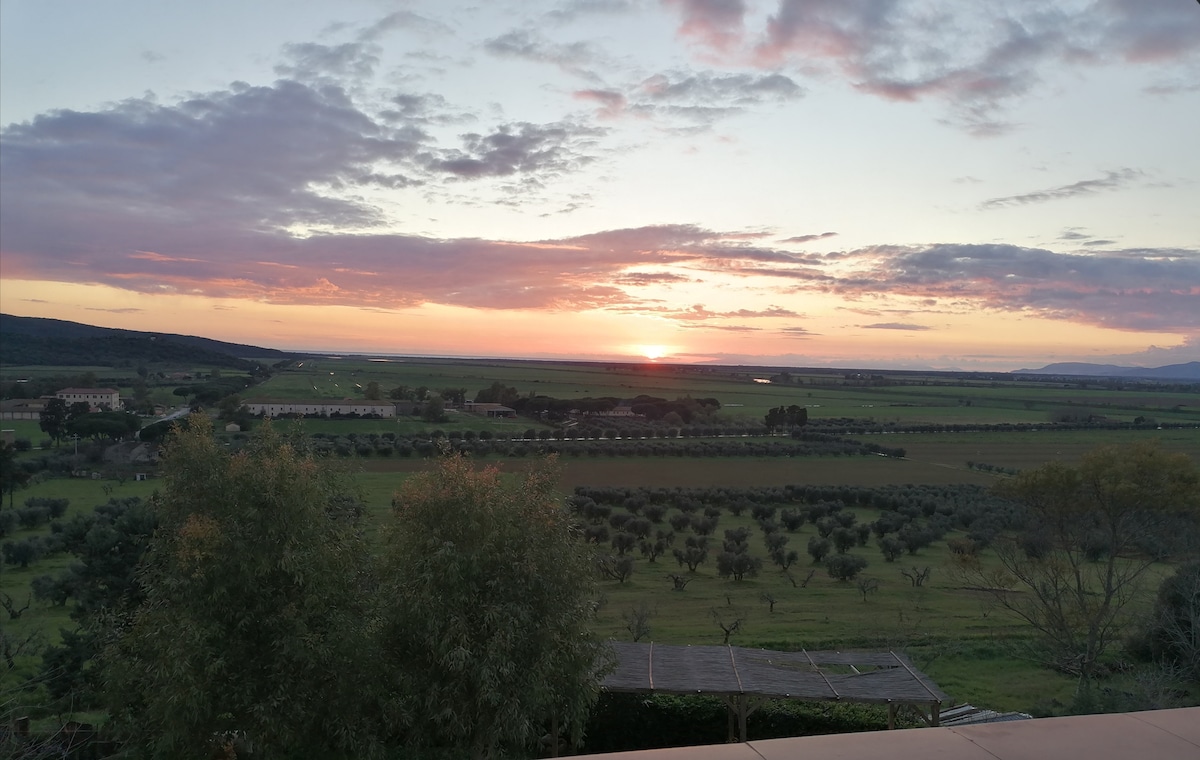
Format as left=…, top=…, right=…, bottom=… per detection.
left=602, top=642, right=949, bottom=742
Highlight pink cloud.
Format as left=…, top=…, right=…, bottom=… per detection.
left=665, top=0, right=747, bottom=53
left=573, top=89, right=628, bottom=119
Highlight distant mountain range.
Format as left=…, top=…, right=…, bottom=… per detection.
left=1013, top=361, right=1200, bottom=381
left=0, top=314, right=299, bottom=369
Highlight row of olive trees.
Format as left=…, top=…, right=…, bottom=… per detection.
left=576, top=447, right=1200, bottom=685
left=83, top=418, right=606, bottom=760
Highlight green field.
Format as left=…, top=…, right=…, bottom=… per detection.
left=3, top=356, right=1199, bottom=726
left=249, top=357, right=1200, bottom=428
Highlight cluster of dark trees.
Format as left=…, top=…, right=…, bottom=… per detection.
left=764, top=404, right=809, bottom=429
left=463, top=380, right=724, bottom=426
left=574, top=481, right=1027, bottom=544
left=170, top=372, right=257, bottom=406
left=4, top=418, right=605, bottom=759
left=571, top=480, right=1015, bottom=589
left=966, top=460, right=1021, bottom=476
left=296, top=430, right=904, bottom=461
left=37, top=398, right=143, bottom=446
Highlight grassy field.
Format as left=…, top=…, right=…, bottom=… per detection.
left=1, top=420, right=45, bottom=443
left=248, top=357, right=1200, bottom=428
left=3, top=355, right=1198, bottom=723
left=900, top=428, right=1200, bottom=470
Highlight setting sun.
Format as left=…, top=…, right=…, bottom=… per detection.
left=639, top=345, right=667, bottom=360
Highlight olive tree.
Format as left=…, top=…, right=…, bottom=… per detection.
left=958, top=442, right=1200, bottom=679
left=378, top=454, right=608, bottom=759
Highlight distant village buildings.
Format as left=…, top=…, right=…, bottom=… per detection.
left=0, top=398, right=47, bottom=420
left=56, top=388, right=121, bottom=409
left=461, top=401, right=516, bottom=418
left=2, top=388, right=123, bottom=420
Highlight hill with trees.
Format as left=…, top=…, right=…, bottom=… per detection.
left=0, top=314, right=298, bottom=369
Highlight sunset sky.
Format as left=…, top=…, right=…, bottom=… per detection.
left=2, top=0, right=1198, bottom=370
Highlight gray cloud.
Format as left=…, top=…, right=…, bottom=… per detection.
left=377, top=92, right=459, bottom=126
left=654, top=303, right=801, bottom=323
left=778, top=326, right=817, bottom=337
left=781, top=231, right=837, bottom=244
left=861, top=322, right=931, bottom=331
left=1, top=80, right=422, bottom=238
left=4, top=62, right=1195, bottom=337
left=834, top=243, right=1200, bottom=332
left=1094, top=335, right=1200, bottom=365
left=680, top=323, right=761, bottom=332
left=1058, top=228, right=1090, bottom=241
left=576, top=69, right=803, bottom=124
left=659, top=1, right=1200, bottom=135
left=484, top=29, right=604, bottom=80
left=432, top=122, right=604, bottom=180
left=358, top=10, right=451, bottom=42
left=981, top=169, right=1144, bottom=210
left=546, top=0, right=636, bottom=24
left=613, top=271, right=694, bottom=286
left=1097, top=0, right=1200, bottom=63
left=640, top=70, right=802, bottom=104
left=275, top=42, right=380, bottom=84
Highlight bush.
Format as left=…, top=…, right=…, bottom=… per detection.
left=807, top=536, right=831, bottom=564
left=716, top=551, right=762, bottom=581
left=2, top=537, right=47, bottom=568
left=26, top=496, right=70, bottom=519
left=16, top=506, right=51, bottom=529
left=824, top=553, right=868, bottom=581
left=831, top=527, right=857, bottom=554
left=1142, top=562, right=1200, bottom=680
left=879, top=536, right=906, bottom=562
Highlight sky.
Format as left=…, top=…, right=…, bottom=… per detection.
left=1, top=0, right=1198, bottom=371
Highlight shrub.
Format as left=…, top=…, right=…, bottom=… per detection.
left=807, top=536, right=831, bottom=564
left=825, top=553, right=868, bottom=581
left=831, top=527, right=857, bottom=554
left=16, top=506, right=51, bottom=529
left=26, top=496, right=70, bottom=519
left=878, top=536, right=906, bottom=562
left=2, top=537, right=47, bottom=568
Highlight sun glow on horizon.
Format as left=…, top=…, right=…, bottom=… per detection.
left=638, top=345, right=668, bottom=360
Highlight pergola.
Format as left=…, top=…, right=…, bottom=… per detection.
left=602, top=642, right=950, bottom=742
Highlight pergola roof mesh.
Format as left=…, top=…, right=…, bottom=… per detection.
left=603, top=642, right=949, bottom=705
